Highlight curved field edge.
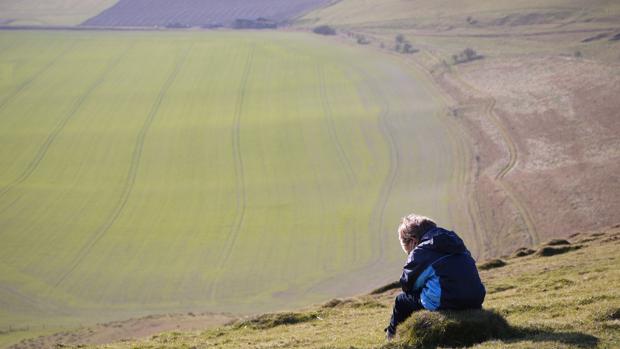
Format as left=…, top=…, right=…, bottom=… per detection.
left=0, top=30, right=466, bottom=346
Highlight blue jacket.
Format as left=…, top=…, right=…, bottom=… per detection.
left=400, top=227, right=485, bottom=310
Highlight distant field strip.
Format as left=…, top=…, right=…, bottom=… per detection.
left=0, top=31, right=462, bottom=343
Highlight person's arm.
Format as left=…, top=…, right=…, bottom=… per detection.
left=399, top=248, right=430, bottom=293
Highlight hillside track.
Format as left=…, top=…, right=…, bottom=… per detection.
left=338, top=29, right=485, bottom=257
left=316, top=63, right=357, bottom=185
left=52, top=44, right=193, bottom=288
left=379, top=48, right=486, bottom=258
left=347, top=65, right=396, bottom=267
left=0, top=42, right=135, bottom=201
left=449, top=64, right=540, bottom=245
left=208, top=45, right=255, bottom=302
left=367, top=83, right=397, bottom=266
left=0, top=41, right=76, bottom=113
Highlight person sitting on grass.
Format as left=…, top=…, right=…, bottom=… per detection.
left=385, top=213, right=486, bottom=340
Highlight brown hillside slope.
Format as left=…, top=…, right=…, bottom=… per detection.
left=301, top=0, right=620, bottom=258
left=17, top=224, right=618, bottom=348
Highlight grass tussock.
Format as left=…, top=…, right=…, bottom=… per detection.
left=394, top=309, right=512, bottom=349
left=349, top=296, right=386, bottom=309
left=478, top=259, right=507, bottom=270
left=544, top=239, right=571, bottom=246
left=511, top=247, right=536, bottom=258
left=371, top=281, right=401, bottom=295
left=234, top=312, right=319, bottom=330
left=322, top=296, right=386, bottom=309
left=595, top=307, right=620, bottom=322
left=535, top=245, right=581, bottom=257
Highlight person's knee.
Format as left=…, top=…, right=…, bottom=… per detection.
left=394, top=292, right=408, bottom=306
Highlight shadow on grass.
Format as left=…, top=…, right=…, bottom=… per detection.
left=508, top=326, right=599, bottom=347
left=382, top=309, right=598, bottom=349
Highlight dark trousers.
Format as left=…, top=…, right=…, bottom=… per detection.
left=386, top=292, right=424, bottom=335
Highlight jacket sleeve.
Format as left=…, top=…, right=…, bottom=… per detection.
left=399, top=248, right=431, bottom=293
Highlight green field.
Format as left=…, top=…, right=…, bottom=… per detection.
left=0, top=30, right=466, bottom=345
left=0, top=0, right=117, bottom=26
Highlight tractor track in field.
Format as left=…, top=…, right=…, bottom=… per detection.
left=316, top=63, right=357, bottom=185
left=0, top=43, right=134, bottom=202
left=350, top=65, right=398, bottom=269
left=370, top=89, right=397, bottom=266
left=0, top=41, right=76, bottom=113
left=373, top=45, right=486, bottom=258
left=449, top=66, right=539, bottom=245
left=341, top=29, right=488, bottom=257
left=208, top=45, right=255, bottom=301
left=407, top=53, right=488, bottom=258
left=52, top=44, right=192, bottom=288
left=0, top=38, right=20, bottom=55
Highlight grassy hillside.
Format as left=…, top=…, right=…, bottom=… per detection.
left=0, top=30, right=468, bottom=347
left=50, top=225, right=618, bottom=349
left=0, top=0, right=118, bottom=26
left=301, top=0, right=620, bottom=30
left=300, top=0, right=620, bottom=259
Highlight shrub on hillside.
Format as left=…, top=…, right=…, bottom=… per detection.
left=313, top=25, right=336, bottom=35
left=396, top=309, right=512, bottom=348
left=356, top=34, right=370, bottom=45
left=452, top=48, right=483, bottom=64
left=233, top=18, right=277, bottom=29
left=393, top=34, right=418, bottom=54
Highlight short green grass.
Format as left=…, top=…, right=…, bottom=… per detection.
left=90, top=226, right=619, bottom=349
left=0, top=30, right=466, bottom=346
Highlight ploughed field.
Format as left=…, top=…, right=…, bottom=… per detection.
left=0, top=30, right=465, bottom=345
left=81, top=0, right=333, bottom=27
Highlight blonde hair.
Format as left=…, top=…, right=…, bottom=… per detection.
left=398, top=214, right=436, bottom=251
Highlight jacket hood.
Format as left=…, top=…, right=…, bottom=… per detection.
left=416, top=227, right=467, bottom=255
